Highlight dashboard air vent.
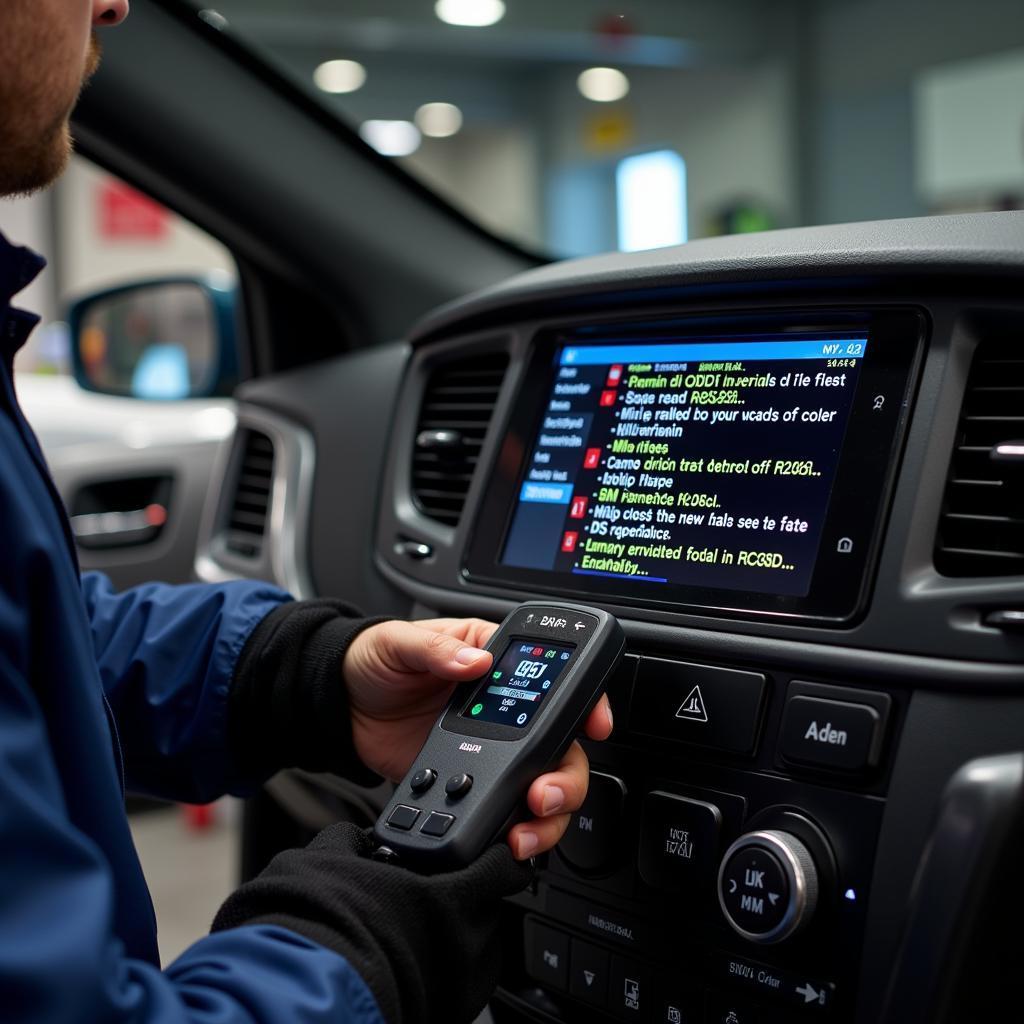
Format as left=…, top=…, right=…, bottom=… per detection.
left=936, top=338, right=1024, bottom=575
left=224, top=429, right=275, bottom=558
left=412, top=352, right=509, bottom=526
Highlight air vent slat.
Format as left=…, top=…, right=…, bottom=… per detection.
left=945, top=512, right=1024, bottom=526
left=938, top=547, right=1024, bottom=563
left=224, top=429, right=275, bottom=559
left=936, top=336, right=1024, bottom=576
left=410, top=351, right=508, bottom=527
left=412, top=473, right=475, bottom=484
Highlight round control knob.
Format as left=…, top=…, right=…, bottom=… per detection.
left=444, top=772, right=473, bottom=798
left=410, top=768, right=437, bottom=793
left=717, top=830, right=819, bottom=944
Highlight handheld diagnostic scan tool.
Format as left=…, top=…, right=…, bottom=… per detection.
left=373, top=602, right=625, bottom=869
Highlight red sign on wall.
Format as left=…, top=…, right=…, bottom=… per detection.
left=98, top=180, right=170, bottom=240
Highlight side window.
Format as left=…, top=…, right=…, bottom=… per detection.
left=0, top=154, right=235, bottom=378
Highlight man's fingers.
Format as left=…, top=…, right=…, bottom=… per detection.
left=411, top=617, right=499, bottom=649
left=583, top=694, right=614, bottom=741
left=375, top=620, right=493, bottom=678
left=508, top=813, right=572, bottom=860
left=525, top=741, right=589, bottom=820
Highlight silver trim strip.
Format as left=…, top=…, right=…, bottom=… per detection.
left=194, top=404, right=316, bottom=599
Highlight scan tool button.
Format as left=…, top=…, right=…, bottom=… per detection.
left=420, top=811, right=455, bottom=837
left=410, top=768, right=437, bottom=793
left=386, top=805, right=421, bottom=831
left=445, top=772, right=473, bottom=798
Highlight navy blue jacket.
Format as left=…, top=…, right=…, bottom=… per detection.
left=0, top=232, right=382, bottom=1023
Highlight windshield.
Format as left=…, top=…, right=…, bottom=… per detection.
left=195, top=1, right=1024, bottom=259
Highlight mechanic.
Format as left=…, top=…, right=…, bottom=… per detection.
left=0, top=3, right=614, bottom=1023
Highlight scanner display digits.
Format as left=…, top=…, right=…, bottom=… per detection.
left=461, top=638, right=575, bottom=729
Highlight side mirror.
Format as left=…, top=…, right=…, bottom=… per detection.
left=68, top=276, right=239, bottom=399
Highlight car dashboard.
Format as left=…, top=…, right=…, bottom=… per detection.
left=198, top=211, right=1024, bottom=1024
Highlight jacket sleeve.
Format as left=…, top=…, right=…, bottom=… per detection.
left=1, top=580, right=383, bottom=1024
left=80, top=571, right=292, bottom=803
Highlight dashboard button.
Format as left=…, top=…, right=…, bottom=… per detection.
left=557, top=771, right=626, bottom=874
left=706, top=990, right=760, bottom=1023
left=638, top=791, right=721, bottom=893
left=524, top=919, right=569, bottom=992
left=779, top=695, right=881, bottom=772
left=631, top=659, right=767, bottom=755
left=608, top=955, right=650, bottom=1021
left=715, top=954, right=834, bottom=1012
left=569, top=938, right=609, bottom=1007
left=410, top=768, right=437, bottom=793
left=420, top=811, right=454, bottom=836
left=444, top=772, right=473, bottom=798
left=386, top=804, right=421, bottom=830
left=653, top=976, right=701, bottom=1023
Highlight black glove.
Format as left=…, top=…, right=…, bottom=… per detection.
left=212, top=822, right=534, bottom=1024
left=227, top=599, right=390, bottom=784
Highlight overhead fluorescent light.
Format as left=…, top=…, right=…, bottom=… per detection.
left=314, top=59, right=367, bottom=94
left=435, top=0, right=506, bottom=28
left=415, top=102, right=464, bottom=138
left=359, top=119, right=422, bottom=157
left=577, top=67, right=630, bottom=103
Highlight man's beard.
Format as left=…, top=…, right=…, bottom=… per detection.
left=0, top=33, right=102, bottom=198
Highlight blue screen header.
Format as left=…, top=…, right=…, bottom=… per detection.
left=560, top=337, right=868, bottom=367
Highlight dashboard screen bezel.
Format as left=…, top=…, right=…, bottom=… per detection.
left=463, top=308, right=924, bottom=626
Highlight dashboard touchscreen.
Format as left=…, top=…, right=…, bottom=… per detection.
left=501, top=334, right=867, bottom=598
left=466, top=312, right=922, bottom=623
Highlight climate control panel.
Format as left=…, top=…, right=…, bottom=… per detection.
left=494, top=651, right=897, bottom=1023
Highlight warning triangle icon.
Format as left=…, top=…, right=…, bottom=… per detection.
left=675, top=685, right=708, bottom=723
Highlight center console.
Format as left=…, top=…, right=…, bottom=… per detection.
left=351, top=214, right=1024, bottom=1023
left=503, top=655, right=893, bottom=1023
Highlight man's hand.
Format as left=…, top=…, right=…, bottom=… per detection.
left=343, top=617, right=614, bottom=860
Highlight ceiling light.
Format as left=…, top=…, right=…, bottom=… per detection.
left=435, top=0, right=506, bottom=28
left=314, top=59, right=367, bottom=95
left=359, top=120, right=422, bottom=157
left=577, top=67, right=630, bottom=103
left=415, top=102, right=463, bottom=138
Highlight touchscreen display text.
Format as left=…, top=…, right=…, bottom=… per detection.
left=460, top=639, right=576, bottom=729
left=500, top=335, right=868, bottom=597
